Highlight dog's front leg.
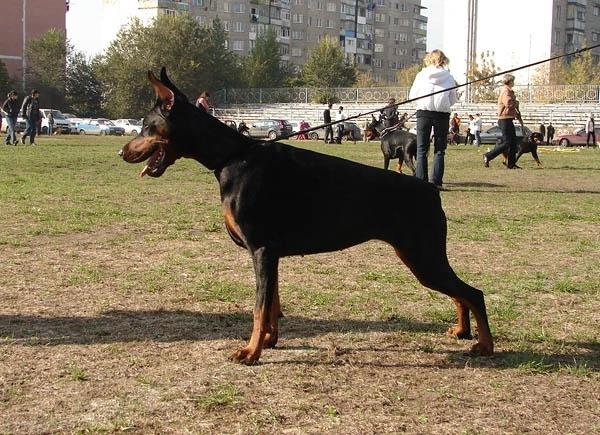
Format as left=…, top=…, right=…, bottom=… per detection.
left=231, top=247, right=279, bottom=365
left=447, top=298, right=473, bottom=339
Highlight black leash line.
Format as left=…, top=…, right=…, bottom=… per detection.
left=266, top=42, right=600, bottom=143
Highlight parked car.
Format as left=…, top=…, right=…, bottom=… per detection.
left=552, top=127, right=600, bottom=147
left=477, top=125, right=533, bottom=144
left=77, top=118, right=125, bottom=135
left=0, top=116, right=26, bottom=133
left=40, top=109, right=73, bottom=134
left=113, top=118, right=142, bottom=135
left=307, top=121, right=362, bottom=141
left=62, top=113, right=84, bottom=133
left=243, top=119, right=293, bottom=139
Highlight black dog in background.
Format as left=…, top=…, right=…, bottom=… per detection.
left=367, top=115, right=417, bottom=174
left=120, top=68, right=494, bottom=365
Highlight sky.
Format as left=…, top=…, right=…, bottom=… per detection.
left=422, top=0, right=553, bottom=83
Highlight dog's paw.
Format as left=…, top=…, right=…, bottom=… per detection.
left=447, top=325, right=473, bottom=340
left=230, top=347, right=261, bottom=365
left=263, top=332, right=278, bottom=349
left=469, top=341, right=494, bottom=357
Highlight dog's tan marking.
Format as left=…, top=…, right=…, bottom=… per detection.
left=231, top=308, right=267, bottom=364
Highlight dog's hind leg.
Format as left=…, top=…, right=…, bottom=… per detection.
left=392, top=229, right=493, bottom=355
left=231, top=247, right=279, bottom=364
left=383, top=156, right=390, bottom=170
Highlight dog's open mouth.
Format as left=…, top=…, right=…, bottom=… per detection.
left=139, top=145, right=166, bottom=177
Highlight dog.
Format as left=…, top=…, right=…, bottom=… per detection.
left=120, top=68, right=494, bottom=365
left=367, top=115, right=417, bottom=174
left=501, top=132, right=544, bottom=168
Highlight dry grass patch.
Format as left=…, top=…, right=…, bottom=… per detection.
left=0, top=136, right=599, bottom=433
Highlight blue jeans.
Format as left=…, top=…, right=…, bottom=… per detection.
left=475, top=130, right=481, bottom=146
left=415, top=110, right=450, bottom=186
left=22, top=117, right=37, bottom=144
left=5, top=116, right=17, bottom=144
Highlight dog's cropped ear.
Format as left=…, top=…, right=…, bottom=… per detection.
left=148, top=70, right=174, bottom=111
left=159, top=67, right=187, bottom=100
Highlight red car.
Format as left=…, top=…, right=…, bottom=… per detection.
left=553, top=127, right=600, bottom=147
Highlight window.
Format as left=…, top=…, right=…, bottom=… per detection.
left=593, top=32, right=600, bottom=42
left=327, top=2, right=336, bottom=12
left=292, top=30, right=304, bottom=40
left=222, top=20, right=230, bottom=31
left=594, top=6, right=600, bottom=16
left=374, top=43, right=384, bottom=53
left=400, top=2, right=407, bottom=12
left=375, top=28, right=385, bottom=37
left=553, top=29, right=560, bottom=44
left=326, top=19, right=333, bottom=28
left=164, top=9, right=176, bottom=16
left=375, top=13, right=385, bottom=22
left=292, top=47, right=302, bottom=57
left=233, top=22, right=245, bottom=32
left=232, top=3, right=245, bottom=13
left=373, top=58, right=382, bottom=68
left=292, top=13, right=303, bottom=23
left=377, top=0, right=385, bottom=5
left=231, top=40, right=244, bottom=51
left=223, top=2, right=229, bottom=12
left=280, top=44, right=289, bottom=55
left=281, top=27, right=290, bottom=37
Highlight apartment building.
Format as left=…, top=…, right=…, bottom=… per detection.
left=0, top=0, right=67, bottom=85
left=69, top=0, right=428, bottom=84
left=552, top=0, right=600, bottom=57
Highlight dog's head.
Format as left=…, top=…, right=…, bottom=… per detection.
left=120, top=68, right=196, bottom=177
left=529, top=132, right=544, bottom=144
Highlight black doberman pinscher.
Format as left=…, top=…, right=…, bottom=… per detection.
left=120, top=69, right=494, bottom=364
left=367, top=115, right=417, bottom=174
left=501, top=132, right=544, bottom=168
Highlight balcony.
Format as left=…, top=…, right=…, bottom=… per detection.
left=567, top=0, right=587, bottom=6
left=566, top=18, right=586, bottom=31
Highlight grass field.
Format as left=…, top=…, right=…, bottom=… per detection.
left=0, top=135, right=599, bottom=434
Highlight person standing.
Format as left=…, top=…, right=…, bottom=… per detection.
left=380, top=97, right=399, bottom=127
left=48, top=111, right=54, bottom=135
left=408, top=49, right=458, bottom=190
left=195, top=91, right=210, bottom=112
left=585, top=113, right=596, bottom=147
left=450, top=112, right=461, bottom=145
left=20, top=89, right=40, bottom=145
left=2, top=91, right=19, bottom=145
left=335, top=105, right=346, bottom=144
left=473, top=113, right=482, bottom=146
left=546, top=123, right=555, bottom=145
left=465, top=114, right=476, bottom=145
left=539, top=122, right=546, bottom=143
left=483, top=74, right=521, bottom=169
left=323, top=102, right=333, bottom=144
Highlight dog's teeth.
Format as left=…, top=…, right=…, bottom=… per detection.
left=139, top=165, right=149, bottom=177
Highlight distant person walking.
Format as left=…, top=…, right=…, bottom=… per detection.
left=48, top=111, right=54, bottom=135
left=335, top=105, right=346, bottom=144
left=450, top=112, right=461, bottom=145
left=473, top=113, right=482, bottom=146
left=546, top=123, right=555, bottom=145
left=2, top=91, right=19, bottom=145
left=20, top=89, right=40, bottom=145
left=483, top=74, right=522, bottom=169
left=409, top=49, right=458, bottom=190
left=323, top=102, right=334, bottom=144
left=585, top=113, right=596, bottom=147
left=195, top=91, right=210, bottom=112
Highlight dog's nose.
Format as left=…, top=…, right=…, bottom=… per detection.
left=118, top=149, right=123, bottom=157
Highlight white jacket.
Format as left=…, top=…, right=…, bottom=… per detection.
left=409, top=65, right=458, bottom=113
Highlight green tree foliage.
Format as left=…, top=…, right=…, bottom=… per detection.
left=0, top=60, right=12, bottom=97
left=548, top=49, right=600, bottom=84
left=65, top=52, right=103, bottom=117
left=396, top=63, right=421, bottom=87
left=98, top=14, right=241, bottom=118
left=242, top=28, right=286, bottom=88
left=24, top=28, right=67, bottom=109
left=467, top=51, right=498, bottom=102
left=301, top=36, right=356, bottom=89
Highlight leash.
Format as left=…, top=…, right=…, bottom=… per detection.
left=266, top=43, right=600, bottom=143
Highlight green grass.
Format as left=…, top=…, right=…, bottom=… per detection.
left=0, top=135, right=599, bottom=434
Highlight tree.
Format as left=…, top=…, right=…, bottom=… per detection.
left=546, top=49, right=600, bottom=85
left=65, top=51, right=103, bottom=117
left=301, top=36, right=356, bottom=89
left=396, top=63, right=421, bottom=87
left=355, top=71, right=378, bottom=88
left=466, top=51, right=498, bottom=102
left=24, top=29, right=67, bottom=109
left=98, top=15, right=242, bottom=118
left=242, top=28, right=286, bottom=88
left=0, top=60, right=11, bottom=97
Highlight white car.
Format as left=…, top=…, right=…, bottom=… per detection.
left=40, top=109, right=73, bottom=134
left=113, top=118, right=142, bottom=135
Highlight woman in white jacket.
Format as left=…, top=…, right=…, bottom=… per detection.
left=408, top=50, right=458, bottom=189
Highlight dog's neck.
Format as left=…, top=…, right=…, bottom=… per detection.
left=179, top=106, right=253, bottom=171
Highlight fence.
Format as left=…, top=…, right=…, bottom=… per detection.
left=213, top=84, right=600, bottom=105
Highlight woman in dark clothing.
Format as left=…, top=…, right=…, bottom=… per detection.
left=2, top=91, right=20, bottom=145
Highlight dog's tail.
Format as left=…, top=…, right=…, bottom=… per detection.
left=405, top=139, right=417, bottom=175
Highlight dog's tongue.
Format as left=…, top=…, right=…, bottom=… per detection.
left=139, top=164, right=150, bottom=177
